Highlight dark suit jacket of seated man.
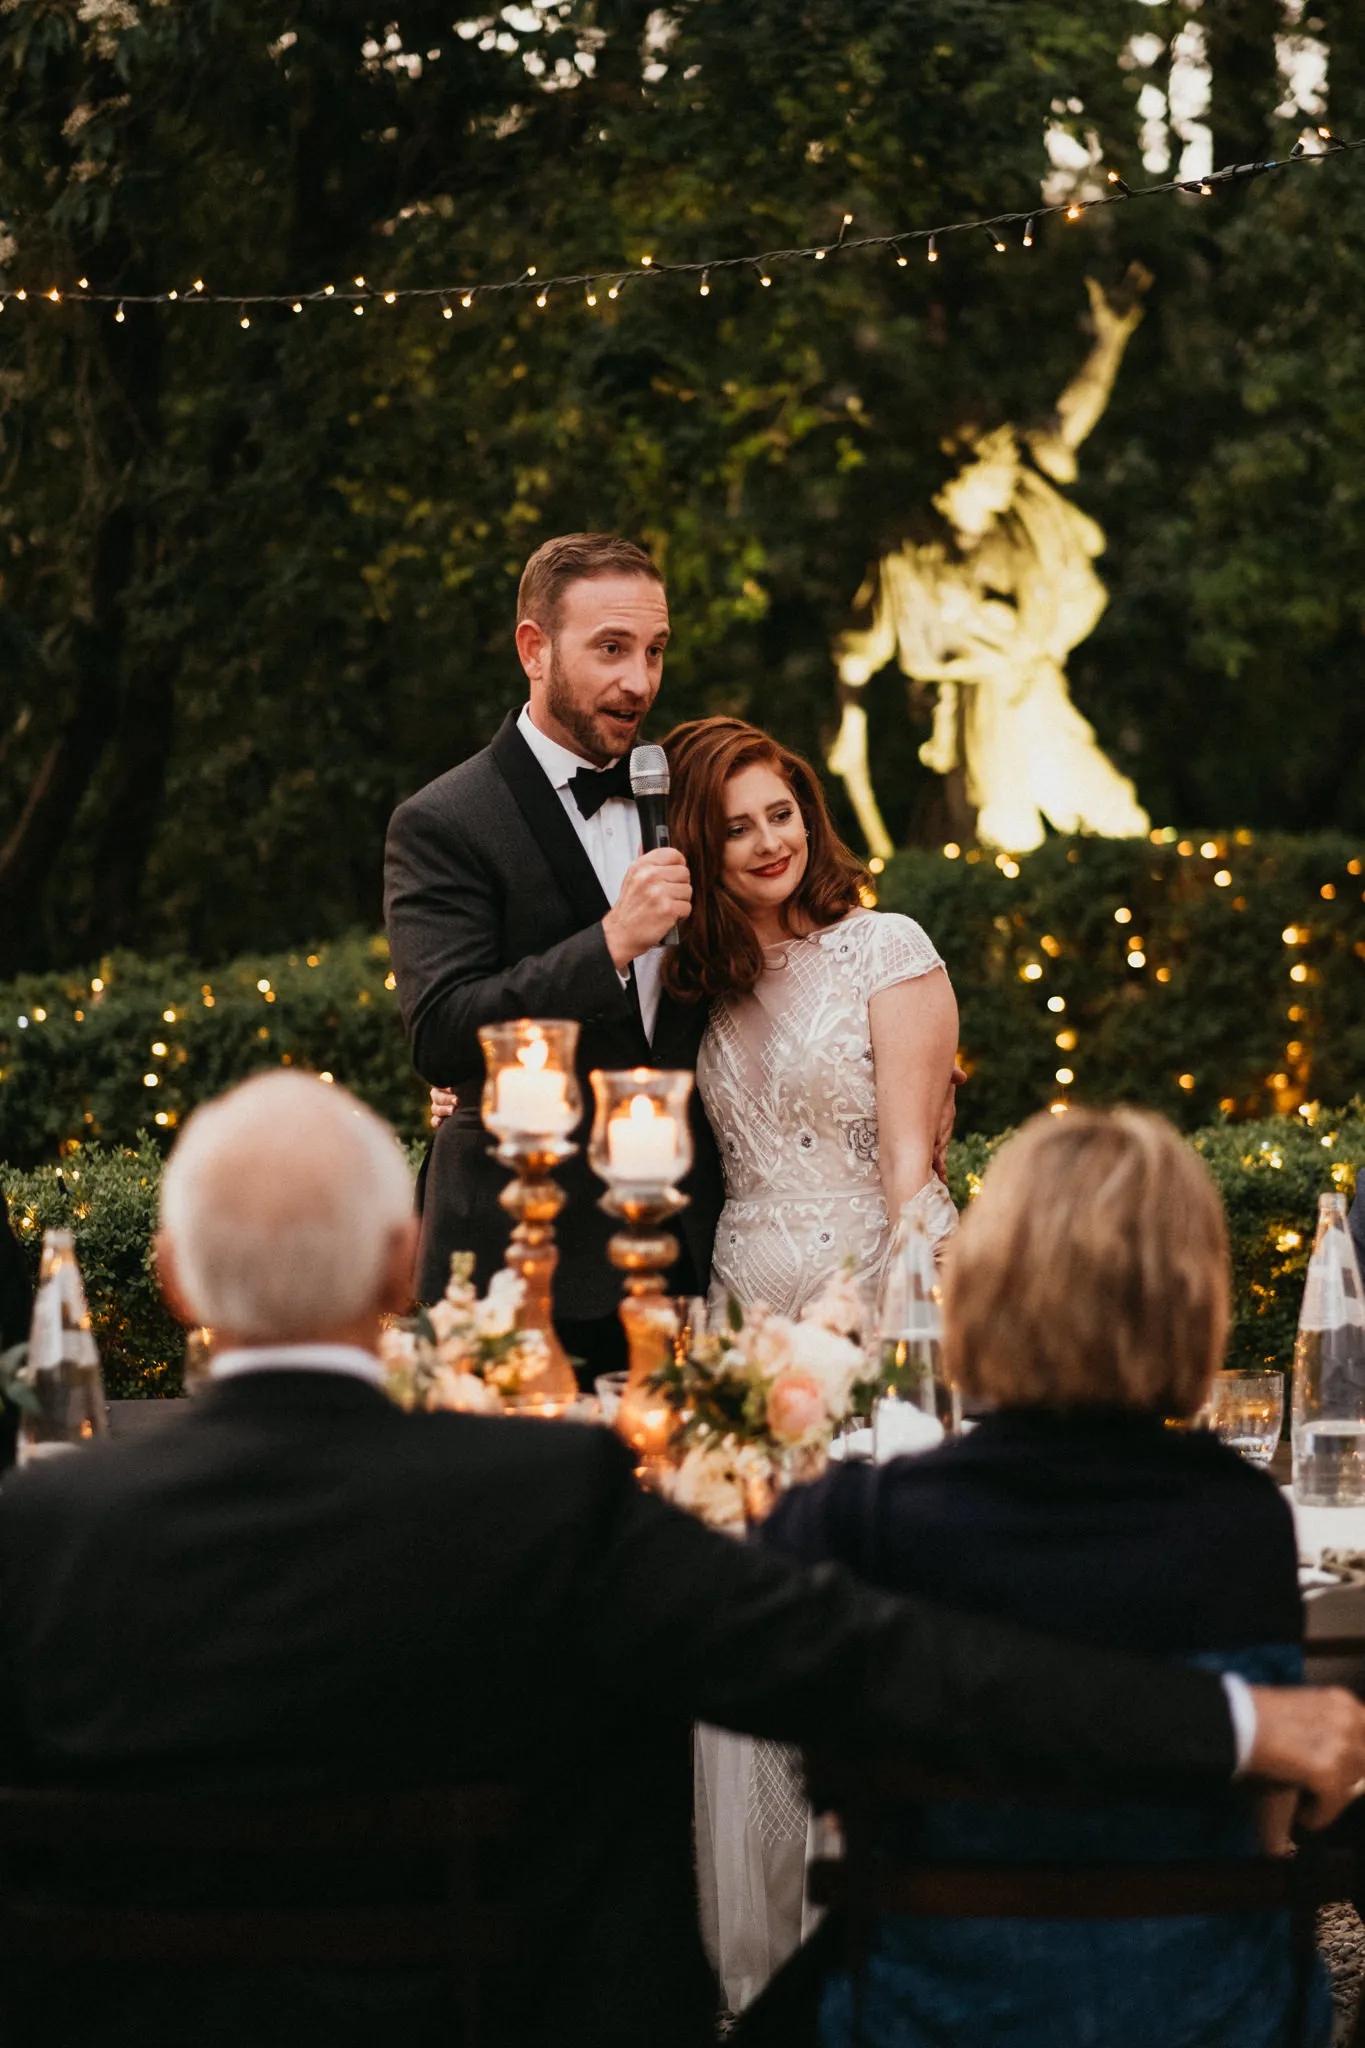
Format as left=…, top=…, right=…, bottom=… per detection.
left=0, top=1364, right=1254, bottom=2048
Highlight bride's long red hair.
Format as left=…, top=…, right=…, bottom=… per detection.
left=661, top=717, right=867, bottom=1003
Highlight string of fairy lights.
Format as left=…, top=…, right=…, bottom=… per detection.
left=0, top=128, right=1360, bottom=326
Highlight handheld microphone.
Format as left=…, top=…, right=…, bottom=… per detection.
left=629, top=744, right=679, bottom=946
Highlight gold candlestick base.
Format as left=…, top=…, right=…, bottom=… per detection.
left=494, top=1136, right=579, bottom=1404
left=600, top=1185, right=690, bottom=1458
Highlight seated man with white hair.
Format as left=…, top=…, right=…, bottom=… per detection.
left=0, top=1071, right=1359, bottom=2048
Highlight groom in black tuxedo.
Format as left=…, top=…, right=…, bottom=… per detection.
left=384, top=533, right=719, bottom=1379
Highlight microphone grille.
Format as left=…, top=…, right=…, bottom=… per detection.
left=629, top=743, right=670, bottom=797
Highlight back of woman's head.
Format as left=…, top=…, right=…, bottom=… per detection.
left=661, top=716, right=865, bottom=1002
left=943, top=1106, right=1229, bottom=1419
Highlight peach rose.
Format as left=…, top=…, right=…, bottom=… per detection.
left=766, top=1370, right=828, bottom=1444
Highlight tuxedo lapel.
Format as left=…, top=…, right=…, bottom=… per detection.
left=489, top=711, right=612, bottom=934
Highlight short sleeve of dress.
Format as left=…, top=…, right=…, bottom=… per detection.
left=859, top=911, right=945, bottom=998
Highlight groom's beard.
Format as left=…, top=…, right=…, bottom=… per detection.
left=545, top=647, right=648, bottom=764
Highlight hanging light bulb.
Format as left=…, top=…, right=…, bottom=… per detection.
left=461, top=291, right=474, bottom=308
left=585, top=288, right=597, bottom=306
left=114, top=302, right=125, bottom=323
left=926, top=235, right=938, bottom=263
left=698, top=270, right=709, bottom=296
left=1022, top=217, right=1035, bottom=247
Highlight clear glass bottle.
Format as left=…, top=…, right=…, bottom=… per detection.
left=1291, top=1193, right=1365, bottom=1505
left=20, top=1229, right=110, bottom=1464
left=874, top=1200, right=960, bottom=1436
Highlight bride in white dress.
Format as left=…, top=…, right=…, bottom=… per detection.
left=661, top=716, right=960, bottom=2014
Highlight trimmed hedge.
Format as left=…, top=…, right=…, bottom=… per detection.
left=4, top=1114, right=1361, bottom=1398
left=0, top=833, right=1361, bottom=1170
left=877, top=830, right=1365, bottom=1136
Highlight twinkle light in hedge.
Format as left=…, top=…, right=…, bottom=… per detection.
left=608, top=283, right=622, bottom=299
left=78, top=277, right=88, bottom=289
left=143, top=1073, right=159, bottom=1088
left=306, top=955, right=320, bottom=967
left=1127, top=949, right=1146, bottom=968
left=1049, top=1101, right=1069, bottom=1117
left=1114, top=906, right=1133, bottom=925
left=151, top=1041, right=167, bottom=1057
left=163, top=1009, right=176, bottom=1022
left=1040, top=934, right=1061, bottom=957
left=1056, top=1029, right=1077, bottom=1050
left=1277, top=1228, right=1303, bottom=1251
left=1290, top=963, right=1309, bottom=982
left=868, top=856, right=885, bottom=875
left=1214, top=869, right=1232, bottom=887
left=1056, top=1066, right=1075, bottom=1085
left=1200, top=840, right=1218, bottom=858
left=1155, top=966, right=1172, bottom=983
left=1178, top=1073, right=1196, bottom=1091
left=1349, top=858, right=1362, bottom=876
left=1020, top=963, right=1043, bottom=981
left=257, top=979, right=271, bottom=993
left=323, top=284, right=335, bottom=297
left=999, top=858, right=1021, bottom=878
left=319, top=1071, right=335, bottom=1084
left=33, top=1008, right=46, bottom=1022
left=943, top=842, right=960, bottom=859
left=354, top=277, right=366, bottom=289
left=91, top=978, right=104, bottom=993
left=384, top=971, right=397, bottom=990
left=1321, top=882, right=1336, bottom=899
left=154, top=1111, right=170, bottom=1127
left=1282, top=926, right=1304, bottom=945
left=1177, top=840, right=1193, bottom=856
left=1047, top=995, right=1066, bottom=1013
left=352, top=305, right=363, bottom=317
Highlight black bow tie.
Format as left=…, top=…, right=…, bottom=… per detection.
left=568, top=756, right=634, bottom=819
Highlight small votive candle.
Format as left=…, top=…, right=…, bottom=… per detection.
left=495, top=1037, right=574, bottom=1135
left=607, top=1094, right=679, bottom=1180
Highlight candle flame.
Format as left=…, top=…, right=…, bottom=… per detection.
left=627, top=1093, right=655, bottom=1122
left=518, top=1037, right=549, bottom=1071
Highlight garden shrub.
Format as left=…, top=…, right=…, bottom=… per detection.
left=3, top=1115, right=1359, bottom=1397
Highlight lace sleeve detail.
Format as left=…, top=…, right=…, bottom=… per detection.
left=860, top=912, right=945, bottom=998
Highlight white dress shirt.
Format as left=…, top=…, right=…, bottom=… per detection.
left=210, top=1342, right=385, bottom=1388
left=516, top=703, right=661, bottom=1040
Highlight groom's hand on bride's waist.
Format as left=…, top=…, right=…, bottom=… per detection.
left=603, top=848, right=692, bottom=969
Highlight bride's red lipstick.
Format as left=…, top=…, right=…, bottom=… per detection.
left=750, top=855, right=791, bottom=879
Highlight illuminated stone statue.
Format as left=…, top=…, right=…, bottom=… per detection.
left=829, top=270, right=1153, bottom=856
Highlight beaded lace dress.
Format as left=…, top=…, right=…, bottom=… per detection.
left=693, top=910, right=957, bottom=2015
left=698, top=909, right=957, bottom=1321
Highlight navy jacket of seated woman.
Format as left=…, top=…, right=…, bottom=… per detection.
left=759, top=1407, right=1329, bottom=2048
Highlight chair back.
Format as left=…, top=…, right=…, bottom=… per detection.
left=803, top=1753, right=1361, bottom=2048
left=0, top=1782, right=523, bottom=2046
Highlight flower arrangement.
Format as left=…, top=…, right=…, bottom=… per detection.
left=380, top=1253, right=551, bottom=1414
left=649, top=1269, right=869, bottom=1528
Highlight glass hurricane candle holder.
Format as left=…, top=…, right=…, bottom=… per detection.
left=588, top=1068, right=694, bottom=1460
left=478, top=1019, right=583, bottom=1402
left=479, top=1019, right=581, bottom=1143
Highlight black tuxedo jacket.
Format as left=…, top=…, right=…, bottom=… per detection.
left=384, top=711, right=723, bottom=1312
left=0, top=1371, right=1237, bottom=2047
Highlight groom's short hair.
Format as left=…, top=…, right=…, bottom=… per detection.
left=517, top=533, right=662, bottom=632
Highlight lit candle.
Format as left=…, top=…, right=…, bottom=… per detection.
left=495, top=1038, right=573, bottom=1134
left=607, top=1094, right=679, bottom=1179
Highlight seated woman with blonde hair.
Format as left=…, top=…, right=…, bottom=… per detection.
left=758, top=1105, right=1328, bottom=2048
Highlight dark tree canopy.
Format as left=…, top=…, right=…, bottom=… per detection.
left=0, top=0, right=1362, bottom=973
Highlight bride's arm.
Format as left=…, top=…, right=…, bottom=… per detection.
left=869, top=966, right=960, bottom=1210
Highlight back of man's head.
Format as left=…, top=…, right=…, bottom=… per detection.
left=159, top=1071, right=414, bottom=1344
